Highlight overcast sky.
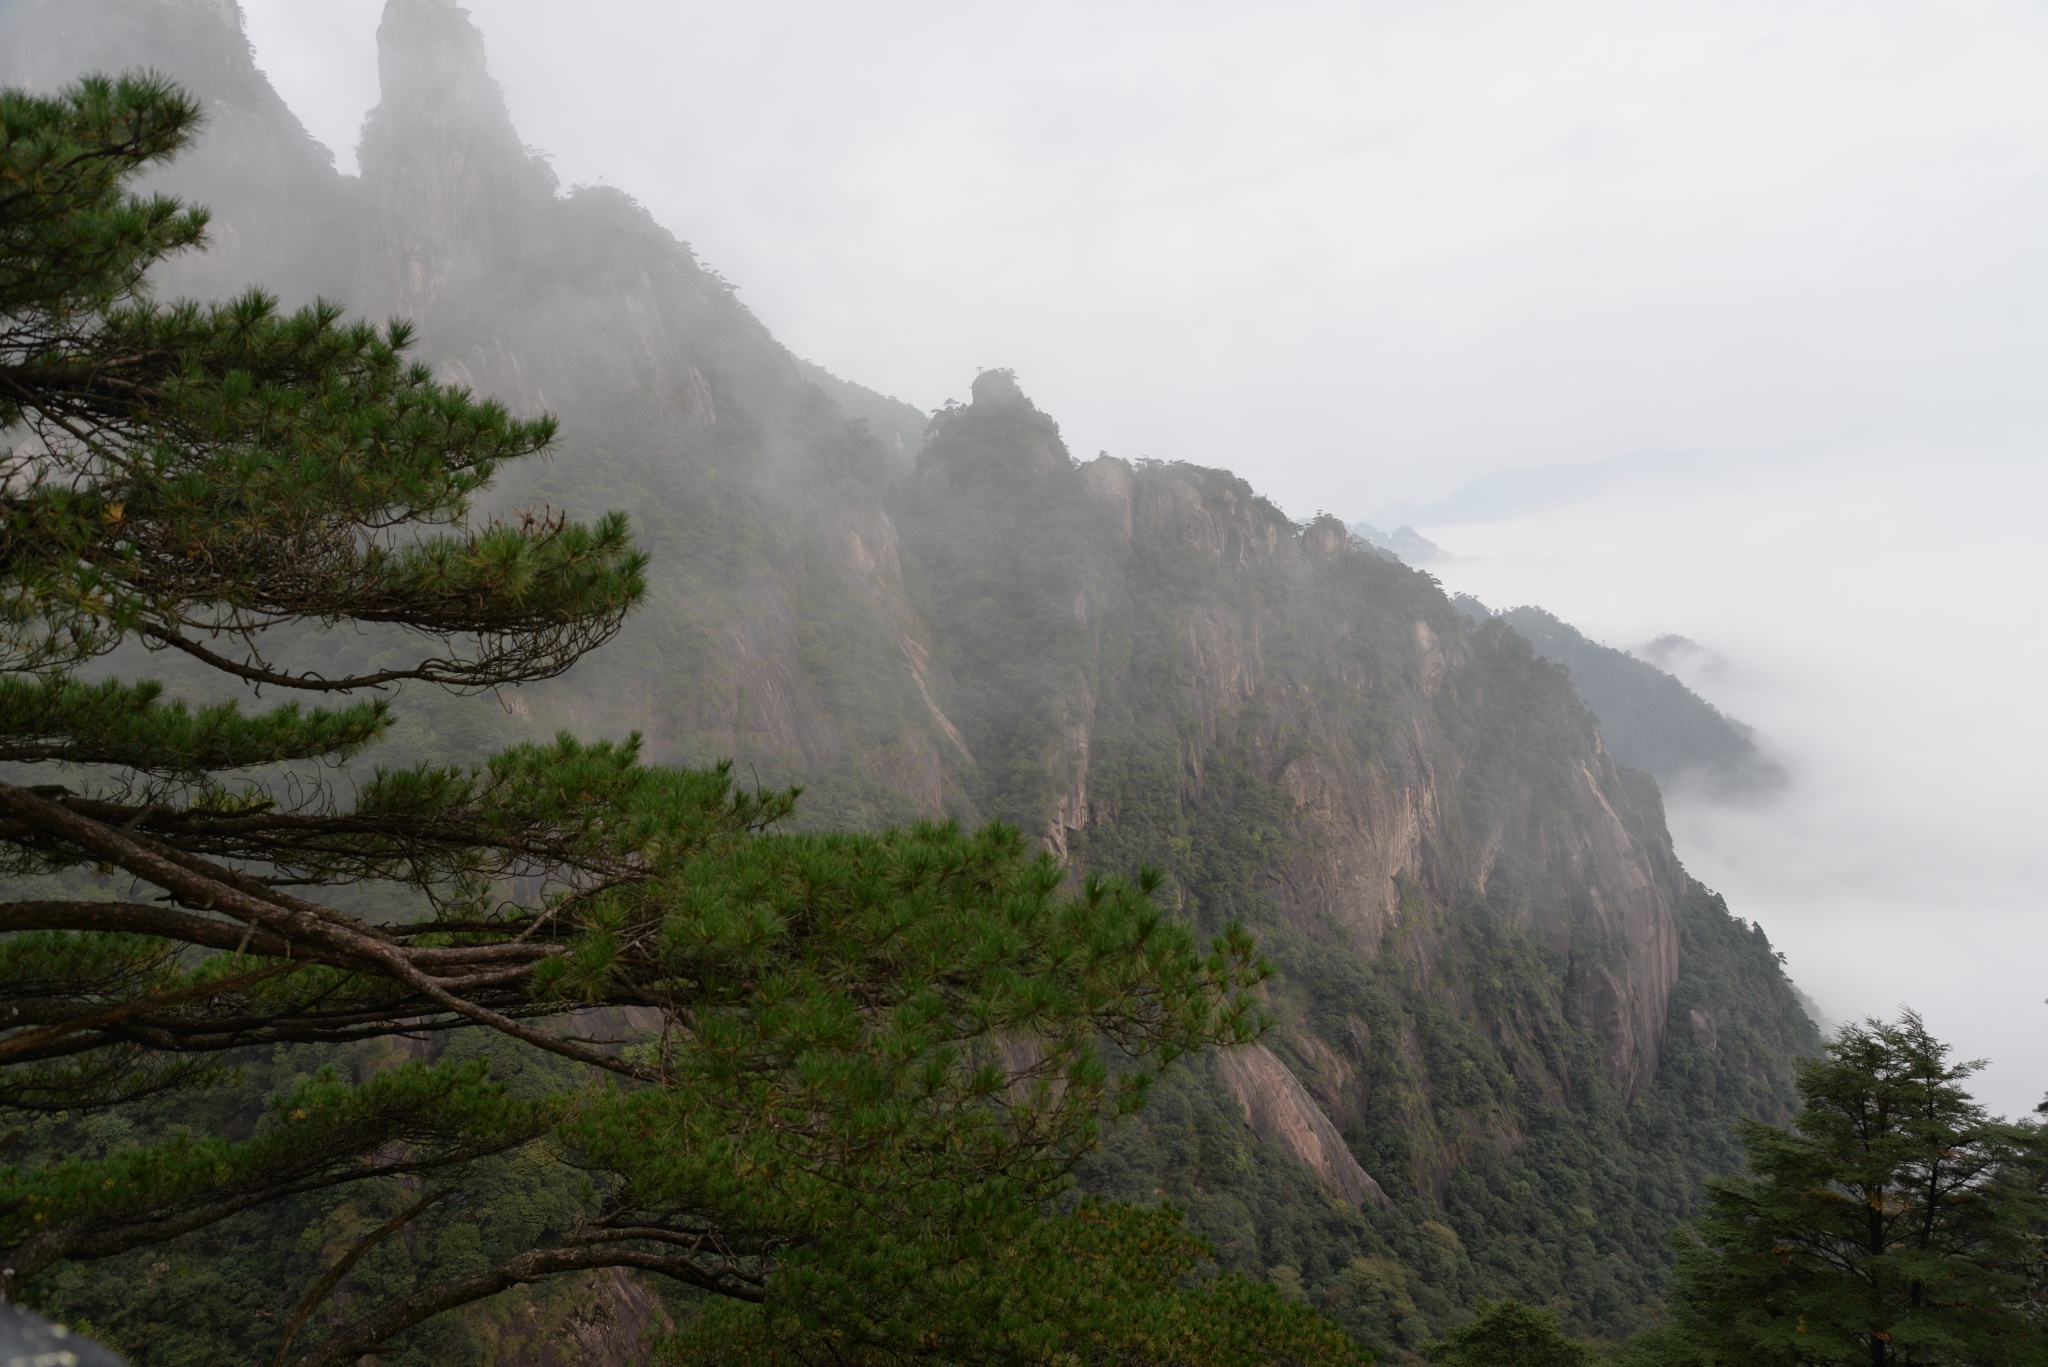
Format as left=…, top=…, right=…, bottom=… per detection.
left=234, top=1, right=2048, bottom=1109
left=240, top=0, right=2047, bottom=513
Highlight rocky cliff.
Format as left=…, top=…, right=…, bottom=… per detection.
left=0, top=0, right=1820, bottom=1355
left=880, top=391, right=1809, bottom=1348
left=892, top=381, right=1680, bottom=1099
left=339, top=0, right=971, bottom=829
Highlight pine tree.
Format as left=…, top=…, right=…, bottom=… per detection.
left=0, top=74, right=1362, bottom=1364
left=1421, top=1299, right=1595, bottom=1367
left=1667, top=1012, right=2047, bottom=1366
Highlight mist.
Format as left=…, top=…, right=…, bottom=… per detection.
left=1420, top=449, right=2048, bottom=1117
left=240, top=0, right=2048, bottom=511
left=229, top=6, right=2047, bottom=1096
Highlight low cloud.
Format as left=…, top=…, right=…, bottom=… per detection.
left=1426, top=449, right=2048, bottom=1117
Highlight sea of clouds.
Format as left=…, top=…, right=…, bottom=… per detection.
left=1422, top=448, right=2048, bottom=1118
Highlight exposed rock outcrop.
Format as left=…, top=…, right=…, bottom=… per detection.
left=1218, top=1044, right=1393, bottom=1210
left=357, top=0, right=553, bottom=320
left=892, top=373, right=1680, bottom=1110
left=451, top=1267, right=671, bottom=1367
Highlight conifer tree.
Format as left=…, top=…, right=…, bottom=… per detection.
left=1666, top=1012, right=2047, bottom=1367
left=1422, top=1299, right=1595, bottom=1367
left=0, top=73, right=1361, bottom=1364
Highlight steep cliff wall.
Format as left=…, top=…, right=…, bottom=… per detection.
left=889, top=377, right=1812, bottom=1345
left=893, top=379, right=1678, bottom=1096
left=343, top=0, right=971, bottom=830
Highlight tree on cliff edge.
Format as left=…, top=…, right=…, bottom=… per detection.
left=0, top=73, right=1361, bottom=1366
left=1665, top=1012, right=2047, bottom=1367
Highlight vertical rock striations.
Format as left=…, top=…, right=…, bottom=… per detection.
left=356, top=0, right=551, bottom=321
left=891, top=372, right=1679, bottom=1099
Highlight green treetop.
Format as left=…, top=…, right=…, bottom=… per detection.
left=0, top=75, right=639, bottom=689
left=1665, top=1011, right=2047, bottom=1367
left=1422, top=1299, right=1595, bottom=1367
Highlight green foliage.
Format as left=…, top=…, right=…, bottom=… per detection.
left=1665, top=1012, right=2048, bottom=1366
left=0, top=1058, right=546, bottom=1285
left=1421, top=1299, right=1595, bottom=1367
left=672, top=1199, right=1370, bottom=1366
left=0, top=73, right=643, bottom=685
left=0, top=71, right=207, bottom=318
left=17, top=1034, right=599, bottom=1367
left=543, top=818, right=1273, bottom=1262
left=0, top=675, right=389, bottom=777
left=1603, top=1322, right=1713, bottom=1367
left=1490, top=605, right=1775, bottom=791
left=5, top=803, right=1294, bottom=1364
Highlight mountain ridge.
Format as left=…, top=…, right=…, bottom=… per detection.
left=0, top=2, right=1821, bottom=1359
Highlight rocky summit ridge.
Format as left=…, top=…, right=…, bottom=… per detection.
left=0, top=0, right=1820, bottom=1355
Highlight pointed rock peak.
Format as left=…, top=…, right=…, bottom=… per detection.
left=969, top=368, right=1030, bottom=411
left=375, top=0, right=507, bottom=121
left=357, top=0, right=553, bottom=317
left=1301, top=513, right=1351, bottom=558
left=911, top=368, right=1071, bottom=488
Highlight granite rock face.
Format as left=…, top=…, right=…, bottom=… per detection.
left=892, top=378, right=1681, bottom=1108
left=1218, top=1043, right=1394, bottom=1210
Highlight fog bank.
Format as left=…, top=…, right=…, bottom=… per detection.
left=1422, top=449, right=2048, bottom=1118
left=239, top=0, right=2048, bottom=510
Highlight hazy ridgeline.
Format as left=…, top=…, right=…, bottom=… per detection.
left=1445, top=599, right=1783, bottom=798
left=1, top=0, right=1821, bottom=1361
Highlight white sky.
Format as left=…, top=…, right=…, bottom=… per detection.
left=240, top=0, right=2048, bottom=511
left=234, top=1, right=2048, bottom=1110
left=1427, top=451, right=2048, bottom=1118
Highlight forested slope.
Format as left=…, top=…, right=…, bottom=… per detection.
left=1460, top=601, right=1782, bottom=794
left=889, top=374, right=1817, bottom=1347
left=0, top=0, right=1819, bottom=1359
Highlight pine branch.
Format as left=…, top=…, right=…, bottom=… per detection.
left=0, top=777, right=653, bottom=1080
left=269, top=1188, right=452, bottom=1367
left=288, top=1235, right=766, bottom=1367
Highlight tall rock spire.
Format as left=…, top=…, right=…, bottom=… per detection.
left=355, top=0, right=553, bottom=319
